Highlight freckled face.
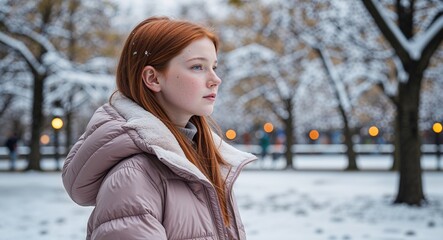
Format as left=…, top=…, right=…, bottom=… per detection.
left=154, top=37, right=221, bottom=127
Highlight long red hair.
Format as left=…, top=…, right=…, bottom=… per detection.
left=113, top=17, right=230, bottom=226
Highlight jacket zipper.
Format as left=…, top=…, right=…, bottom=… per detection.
left=203, top=185, right=224, bottom=240
left=226, top=190, right=239, bottom=239
left=158, top=156, right=256, bottom=239
left=225, top=158, right=256, bottom=239
left=158, top=157, right=223, bottom=239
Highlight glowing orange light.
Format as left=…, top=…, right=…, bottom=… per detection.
left=309, top=130, right=319, bottom=140
left=40, top=134, right=50, bottom=145
left=433, top=122, right=442, bottom=134
left=51, top=117, right=64, bottom=130
left=368, top=126, right=379, bottom=137
left=263, top=123, right=274, bottom=133
left=226, top=129, right=237, bottom=140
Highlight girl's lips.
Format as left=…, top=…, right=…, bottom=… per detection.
left=203, top=93, right=216, bottom=101
left=203, top=93, right=216, bottom=98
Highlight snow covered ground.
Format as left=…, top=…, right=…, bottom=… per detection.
left=236, top=171, right=443, bottom=240
left=0, top=156, right=442, bottom=240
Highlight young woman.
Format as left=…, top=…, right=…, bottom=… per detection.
left=62, top=16, right=256, bottom=240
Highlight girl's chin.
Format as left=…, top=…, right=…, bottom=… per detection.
left=195, top=110, right=214, bottom=117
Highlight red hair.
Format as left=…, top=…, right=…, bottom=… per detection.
left=113, top=17, right=230, bottom=226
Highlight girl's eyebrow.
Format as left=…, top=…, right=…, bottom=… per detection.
left=186, top=57, right=218, bottom=64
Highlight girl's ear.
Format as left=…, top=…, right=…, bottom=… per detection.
left=142, top=66, right=161, bottom=92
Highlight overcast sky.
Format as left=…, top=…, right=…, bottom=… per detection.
left=113, top=0, right=225, bottom=28
left=113, top=0, right=176, bottom=27
left=114, top=0, right=203, bottom=26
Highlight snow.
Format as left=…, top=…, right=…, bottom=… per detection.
left=223, top=43, right=295, bottom=105
left=1, top=156, right=442, bottom=240
left=237, top=170, right=443, bottom=240
left=370, top=0, right=443, bottom=61
left=315, top=47, right=352, bottom=113
left=0, top=32, right=45, bottom=74
left=371, top=0, right=414, bottom=57
left=411, top=16, right=443, bottom=59
left=18, top=26, right=57, bottom=53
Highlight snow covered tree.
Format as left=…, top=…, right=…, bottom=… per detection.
left=291, top=0, right=392, bottom=170
left=0, top=0, right=117, bottom=171
left=51, top=0, right=120, bottom=149
left=420, top=50, right=443, bottom=130
left=221, top=2, right=322, bottom=168
left=360, top=0, right=443, bottom=205
left=0, top=51, right=29, bottom=119
left=221, top=0, right=392, bottom=169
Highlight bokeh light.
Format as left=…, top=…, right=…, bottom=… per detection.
left=309, top=130, right=319, bottom=141
left=368, top=126, right=379, bottom=137
left=226, top=129, right=237, bottom=140
left=433, top=122, right=442, bottom=134
left=263, top=122, right=274, bottom=133
left=40, top=134, right=50, bottom=145
left=51, top=117, right=64, bottom=130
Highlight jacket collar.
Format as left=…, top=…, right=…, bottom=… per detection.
left=109, top=92, right=256, bottom=183
left=179, top=122, right=198, bottom=141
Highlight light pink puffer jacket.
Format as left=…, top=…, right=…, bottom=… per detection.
left=62, top=93, right=256, bottom=240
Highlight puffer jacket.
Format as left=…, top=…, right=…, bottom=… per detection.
left=62, top=93, right=257, bottom=240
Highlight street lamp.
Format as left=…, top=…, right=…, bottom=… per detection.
left=263, top=122, right=274, bottom=133
left=309, top=129, right=320, bottom=141
left=368, top=125, right=379, bottom=138
left=51, top=117, right=63, bottom=171
left=226, top=129, right=237, bottom=140
left=432, top=122, right=442, bottom=171
left=40, top=134, right=50, bottom=145
left=368, top=125, right=381, bottom=153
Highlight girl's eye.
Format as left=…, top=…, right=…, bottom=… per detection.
left=191, top=65, right=203, bottom=71
left=212, top=66, right=218, bottom=71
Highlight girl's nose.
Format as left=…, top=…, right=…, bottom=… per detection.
left=208, top=72, right=222, bottom=88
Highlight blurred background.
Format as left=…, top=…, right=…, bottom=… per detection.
left=0, top=0, right=442, bottom=239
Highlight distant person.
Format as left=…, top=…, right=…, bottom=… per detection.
left=272, top=132, right=285, bottom=164
left=4, top=132, right=18, bottom=171
left=243, top=132, right=251, bottom=145
left=62, top=16, right=257, bottom=239
left=259, top=131, right=270, bottom=160
left=242, top=131, right=252, bottom=152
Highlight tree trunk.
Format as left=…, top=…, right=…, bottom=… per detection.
left=394, top=68, right=425, bottom=205
left=390, top=117, right=400, bottom=171
left=312, top=46, right=358, bottom=170
left=337, top=102, right=358, bottom=171
left=26, top=74, right=45, bottom=171
left=284, top=98, right=294, bottom=169
left=343, top=122, right=358, bottom=171
left=0, top=94, right=13, bottom=118
left=65, top=110, right=73, bottom=151
left=361, top=0, right=443, bottom=206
